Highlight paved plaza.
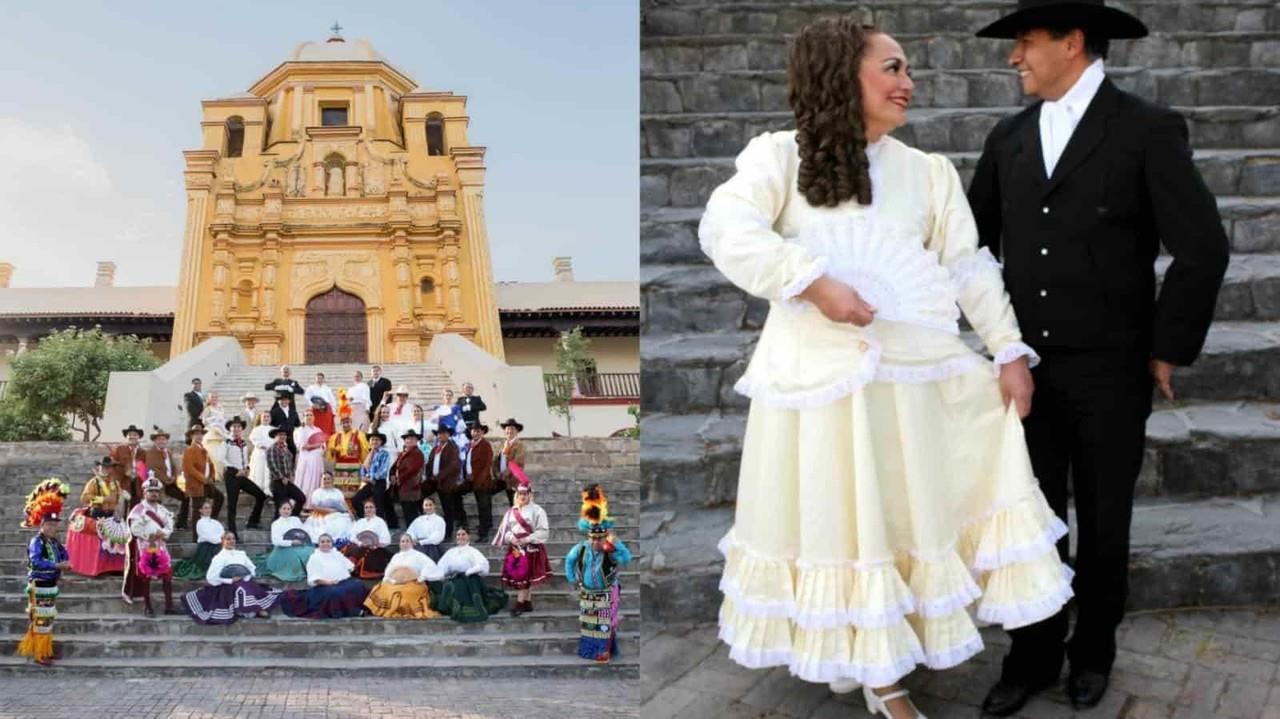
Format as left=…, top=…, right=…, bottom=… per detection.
left=0, top=675, right=639, bottom=718
left=643, top=608, right=1280, bottom=719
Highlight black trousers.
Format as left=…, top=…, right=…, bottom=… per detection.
left=270, top=479, right=307, bottom=520
left=399, top=500, right=421, bottom=529
left=1004, top=346, right=1153, bottom=681
left=163, top=483, right=189, bottom=528
left=439, top=492, right=468, bottom=540
left=224, top=468, right=267, bottom=536
left=474, top=489, right=494, bottom=538
left=353, top=480, right=395, bottom=528
left=188, top=484, right=225, bottom=539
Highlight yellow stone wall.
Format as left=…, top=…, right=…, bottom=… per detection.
left=171, top=44, right=504, bottom=365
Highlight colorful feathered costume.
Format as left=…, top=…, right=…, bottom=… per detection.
left=565, top=484, right=632, bottom=662
left=17, top=479, right=70, bottom=665
left=327, top=394, right=368, bottom=502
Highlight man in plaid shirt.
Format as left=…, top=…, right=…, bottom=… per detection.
left=266, top=428, right=306, bottom=517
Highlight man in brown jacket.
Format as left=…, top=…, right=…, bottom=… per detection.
left=497, top=418, right=526, bottom=508
left=144, top=427, right=188, bottom=530
left=180, top=424, right=224, bottom=538
left=109, top=424, right=147, bottom=512
left=425, top=426, right=465, bottom=540
left=465, top=424, right=496, bottom=541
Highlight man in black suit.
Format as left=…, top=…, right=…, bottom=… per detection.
left=269, top=391, right=302, bottom=456
left=967, top=2, right=1228, bottom=714
left=368, top=364, right=392, bottom=423
left=263, top=365, right=304, bottom=397
left=182, top=378, right=204, bottom=429
left=455, top=382, right=487, bottom=432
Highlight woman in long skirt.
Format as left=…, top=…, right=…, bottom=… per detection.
left=278, top=534, right=370, bottom=619
left=182, top=532, right=278, bottom=625
left=363, top=534, right=443, bottom=619
left=247, top=410, right=274, bottom=494
left=261, top=499, right=313, bottom=582
left=305, top=472, right=354, bottom=545
left=343, top=499, right=393, bottom=579
left=172, top=499, right=224, bottom=580
left=435, top=528, right=507, bottom=623
left=493, top=479, right=550, bottom=616
left=293, top=409, right=326, bottom=499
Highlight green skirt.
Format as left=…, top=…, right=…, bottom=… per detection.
left=259, top=546, right=315, bottom=583
left=172, top=542, right=220, bottom=580
left=428, top=576, right=508, bottom=623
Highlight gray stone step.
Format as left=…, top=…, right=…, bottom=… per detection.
left=643, top=3, right=1280, bottom=39
left=0, top=609, right=641, bottom=638
left=644, top=67, right=1280, bottom=114
left=1158, top=254, right=1280, bottom=322
left=643, top=29, right=1280, bottom=74
left=643, top=149, right=1280, bottom=208
left=1171, top=321, right=1280, bottom=400
left=640, top=400, right=1280, bottom=506
left=0, top=653, right=637, bottom=679
left=639, top=491, right=1280, bottom=624
left=642, top=106, right=1280, bottom=157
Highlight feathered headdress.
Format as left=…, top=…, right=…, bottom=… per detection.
left=510, top=462, right=531, bottom=492
left=22, top=479, right=69, bottom=529
left=577, top=483, right=614, bottom=536
left=337, top=388, right=352, bottom=420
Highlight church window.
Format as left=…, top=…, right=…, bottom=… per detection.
left=321, top=105, right=349, bottom=126
left=426, top=114, right=445, bottom=156
left=419, top=278, right=436, bottom=295
left=226, top=116, right=244, bottom=158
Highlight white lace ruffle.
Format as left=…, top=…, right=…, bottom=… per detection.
left=780, top=255, right=829, bottom=302
left=992, top=342, right=1041, bottom=373
left=922, top=633, right=986, bottom=671
left=733, top=339, right=883, bottom=410
left=976, top=565, right=1076, bottom=629
left=947, top=247, right=1002, bottom=293
left=876, top=354, right=987, bottom=385
left=972, top=514, right=1069, bottom=571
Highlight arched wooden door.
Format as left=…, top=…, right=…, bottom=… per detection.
left=305, top=287, right=367, bottom=363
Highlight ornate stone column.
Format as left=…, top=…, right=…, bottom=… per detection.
left=454, top=147, right=504, bottom=359
left=288, top=309, right=306, bottom=364
left=171, top=150, right=219, bottom=355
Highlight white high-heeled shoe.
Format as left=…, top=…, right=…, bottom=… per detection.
left=828, top=678, right=861, bottom=694
left=862, top=685, right=926, bottom=719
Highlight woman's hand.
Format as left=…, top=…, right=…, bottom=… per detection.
left=998, top=357, right=1034, bottom=419
left=798, top=276, right=876, bottom=327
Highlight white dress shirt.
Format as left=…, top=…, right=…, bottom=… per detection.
left=1040, top=59, right=1106, bottom=177
left=219, top=438, right=250, bottom=472
left=405, top=513, right=446, bottom=547
left=206, top=548, right=255, bottom=586
left=195, top=516, right=226, bottom=545
left=305, top=548, right=355, bottom=586
left=438, top=544, right=489, bottom=577
left=384, top=549, right=444, bottom=583
left=347, top=383, right=371, bottom=410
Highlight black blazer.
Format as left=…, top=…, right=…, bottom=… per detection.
left=183, top=391, right=204, bottom=419
left=456, top=395, right=486, bottom=425
left=264, top=378, right=304, bottom=395
left=369, top=377, right=392, bottom=411
left=968, top=79, right=1228, bottom=365
left=270, top=403, right=301, bottom=433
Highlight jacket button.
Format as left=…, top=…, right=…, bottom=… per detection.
left=1041, top=330, right=1050, bottom=338
left=1040, top=248, right=1049, bottom=256
left=1042, top=206, right=1050, bottom=214
left=1040, top=289, right=1048, bottom=297
left=857, top=340, right=870, bottom=352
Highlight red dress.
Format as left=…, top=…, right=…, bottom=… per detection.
left=313, top=406, right=336, bottom=439
left=66, top=509, right=127, bottom=576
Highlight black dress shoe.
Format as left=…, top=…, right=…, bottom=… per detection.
left=981, top=676, right=1056, bottom=717
left=1067, top=670, right=1109, bottom=709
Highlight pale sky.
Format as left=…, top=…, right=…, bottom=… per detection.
left=0, top=1, right=639, bottom=288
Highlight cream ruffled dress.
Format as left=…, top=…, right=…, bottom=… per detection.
left=700, top=131, right=1073, bottom=688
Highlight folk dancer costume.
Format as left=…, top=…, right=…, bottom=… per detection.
left=566, top=485, right=633, bottom=663
left=266, top=429, right=307, bottom=518
left=327, top=400, right=369, bottom=500
left=173, top=514, right=227, bottom=579
left=182, top=547, right=280, bottom=625
left=434, top=541, right=508, bottom=623
left=493, top=469, right=551, bottom=593
left=354, top=434, right=395, bottom=527
left=392, top=430, right=428, bottom=528
left=293, top=422, right=327, bottom=498
left=247, top=420, right=274, bottom=493
left=968, top=1, right=1228, bottom=708
left=110, top=424, right=148, bottom=511
left=497, top=418, right=527, bottom=507
left=425, top=428, right=467, bottom=536
left=306, top=486, right=354, bottom=544
left=363, top=545, right=444, bottom=619
left=17, top=479, right=70, bottom=665
left=700, top=128, right=1074, bottom=687
left=465, top=425, right=497, bottom=541
left=123, top=477, right=178, bottom=616
left=144, top=427, right=188, bottom=530
left=406, top=507, right=447, bottom=562
left=221, top=418, right=268, bottom=539
left=68, top=458, right=128, bottom=576
left=181, top=425, right=225, bottom=536
left=309, top=395, right=336, bottom=439
left=343, top=514, right=393, bottom=579
left=261, top=513, right=315, bottom=582
left=279, top=546, right=371, bottom=619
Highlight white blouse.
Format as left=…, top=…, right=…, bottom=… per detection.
left=438, top=545, right=489, bottom=577
left=271, top=516, right=307, bottom=548
left=305, top=548, right=355, bottom=586
left=406, top=513, right=445, bottom=547
left=347, top=382, right=371, bottom=409
left=195, top=517, right=226, bottom=545
left=350, top=517, right=391, bottom=547
left=384, top=549, right=444, bottom=583
left=493, top=503, right=550, bottom=547
left=249, top=425, right=273, bottom=451
left=308, top=487, right=349, bottom=513
left=206, top=548, right=255, bottom=586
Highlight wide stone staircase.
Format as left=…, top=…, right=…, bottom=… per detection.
left=0, top=440, right=640, bottom=678
left=640, top=0, right=1280, bottom=623
left=207, top=362, right=455, bottom=409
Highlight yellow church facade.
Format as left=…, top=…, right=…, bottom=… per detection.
left=171, top=33, right=504, bottom=365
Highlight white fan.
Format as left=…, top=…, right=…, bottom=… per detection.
left=791, top=215, right=960, bottom=334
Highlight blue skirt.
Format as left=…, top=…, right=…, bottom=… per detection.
left=279, top=577, right=370, bottom=619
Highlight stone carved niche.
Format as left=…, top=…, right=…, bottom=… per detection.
left=289, top=251, right=381, bottom=310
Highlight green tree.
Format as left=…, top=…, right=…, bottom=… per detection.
left=547, top=326, right=593, bottom=437
left=1, top=327, right=161, bottom=441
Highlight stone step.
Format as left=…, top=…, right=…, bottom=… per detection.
left=0, top=608, right=641, bottom=638
left=1171, top=321, right=1280, bottom=400
left=1159, top=254, right=1280, bottom=322
left=644, top=67, right=1280, bottom=115
left=0, top=653, right=638, bottom=679
left=642, top=106, right=1280, bottom=158
left=642, top=29, right=1280, bottom=73
left=639, top=401, right=1280, bottom=506
left=639, top=492, right=1280, bottom=623
left=643, top=3, right=1280, bottom=39
left=0, top=586, right=639, bottom=616
left=642, top=148, right=1280, bottom=208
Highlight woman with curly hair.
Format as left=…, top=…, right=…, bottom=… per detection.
left=700, top=17, right=1072, bottom=719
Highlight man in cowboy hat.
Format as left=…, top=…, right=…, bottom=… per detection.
left=237, top=392, right=260, bottom=428
left=220, top=416, right=267, bottom=540
left=387, top=385, right=414, bottom=430
left=425, top=425, right=466, bottom=539
left=497, top=418, right=527, bottom=508
left=143, top=426, right=188, bottom=531
left=392, top=428, right=428, bottom=529
left=355, top=430, right=395, bottom=526
left=968, top=1, right=1229, bottom=713
left=109, top=424, right=147, bottom=512
left=81, top=456, right=125, bottom=518
left=464, top=423, right=496, bottom=542
left=266, top=427, right=306, bottom=517
left=180, top=424, right=224, bottom=538
left=269, top=390, right=302, bottom=456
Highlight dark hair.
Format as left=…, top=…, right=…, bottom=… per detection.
left=788, top=17, right=880, bottom=207
left=1043, top=23, right=1110, bottom=60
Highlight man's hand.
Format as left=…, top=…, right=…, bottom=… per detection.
left=998, top=357, right=1035, bottom=419
left=798, top=276, right=877, bottom=327
left=1151, top=359, right=1176, bottom=401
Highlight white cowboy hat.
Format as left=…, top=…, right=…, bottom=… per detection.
left=394, top=385, right=411, bottom=396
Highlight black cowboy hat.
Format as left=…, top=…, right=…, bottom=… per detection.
left=471, top=423, right=490, bottom=434
left=149, top=425, right=170, bottom=440
left=268, top=426, right=289, bottom=438
left=121, top=424, right=145, bottom=438
left=401, top=428, right=423, bottom=440
left=96, top=456, right=119, bottom=468
left=498, top=418, right=524, bottom=432
left=432, top=424, right=454, bottom=436
left=185, top=423, right=206, bottom=439
left=975, top=0, right=1148, bottom=39
left=225, top=417, right=247, bottom=431
left=367, top=431, right=387, bottom=443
